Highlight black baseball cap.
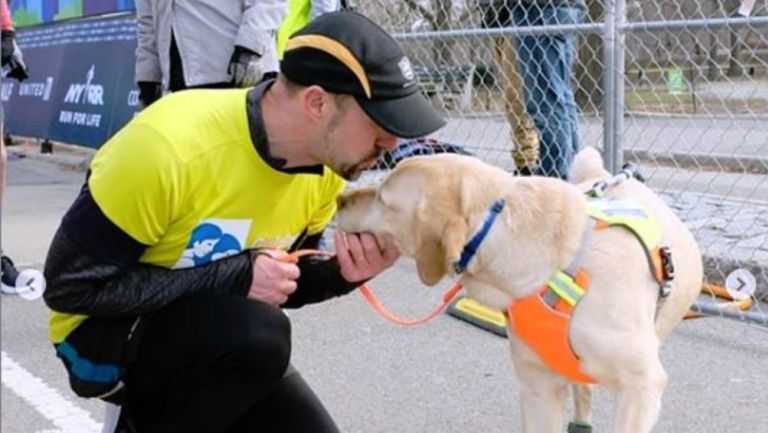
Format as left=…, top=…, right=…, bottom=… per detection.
left=280, top=11, right=446, bottom=139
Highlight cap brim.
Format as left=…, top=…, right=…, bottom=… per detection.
left=357, top=92, right=446, bottom=139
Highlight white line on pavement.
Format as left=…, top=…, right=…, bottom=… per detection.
left=1, top=351, right=102, bottom=433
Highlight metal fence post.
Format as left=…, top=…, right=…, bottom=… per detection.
left=603, top=0, right=626, bottom=173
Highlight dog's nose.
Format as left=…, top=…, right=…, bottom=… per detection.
left=337, top=195, right=348, bottom=209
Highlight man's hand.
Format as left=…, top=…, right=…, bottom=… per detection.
left=1, top=31, right=29, bottom=81
left=248, top=250, right=300, bottom=306
left=335, top=231, right=400, bottom=283
left=229, top=46, right=265, bottom=88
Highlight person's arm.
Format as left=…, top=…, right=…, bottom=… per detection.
left=135, top=0, right=162, bottom=106
left=1, top=0, right=28, bottom=81
left=234, top=0, right=286, bottom=57
left=229, top=0, right=286, bottom=87
left=0, top=0, right=7, bottom=200
left=1, top=128, right=6, bottom=205
left=43, top=183, right=254, bottom=318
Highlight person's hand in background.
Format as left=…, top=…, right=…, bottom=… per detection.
left=229, top=46, right=265, bottom=88
left=1, top=30, right=28, bottom=81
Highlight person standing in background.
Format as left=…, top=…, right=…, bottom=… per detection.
left=481, top=0, right=541, bottom=176
left=1, top=0, right=29, bottom=292
left=135, top=0, right=287, bottom=109
left=512, top=0, right=586, bottom=179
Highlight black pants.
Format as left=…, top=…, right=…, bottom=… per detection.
left=123, top=295, right=339, bottom=433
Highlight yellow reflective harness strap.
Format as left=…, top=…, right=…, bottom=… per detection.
left=586, top=199, right=662, bottom=257
left=546, top=270, right=585, bottom=307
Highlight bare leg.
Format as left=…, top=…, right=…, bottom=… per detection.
left=1, top=118, right=6, bottom=206
left=1, top=119, right=6, bottom=260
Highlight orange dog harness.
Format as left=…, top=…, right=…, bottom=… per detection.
left=507, top=199, right=675, bottom=383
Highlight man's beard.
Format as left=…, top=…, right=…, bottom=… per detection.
left=339, top=151, right=381, bottom=181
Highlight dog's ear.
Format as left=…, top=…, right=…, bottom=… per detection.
left=413, top=202, right=468, bottom=286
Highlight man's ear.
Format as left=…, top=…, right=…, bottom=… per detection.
left=301, top=85, right=329, bottom=122
left=414, top=203, right=468, bottom=286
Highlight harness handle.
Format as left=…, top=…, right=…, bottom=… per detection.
left=588, top=162, right=648, bottom=198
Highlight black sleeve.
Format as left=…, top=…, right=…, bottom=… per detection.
left=43, top=185, right=253, bottom=318
left=282, top=231, right=363, bottom=309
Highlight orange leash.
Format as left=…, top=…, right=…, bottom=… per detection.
left=278, top=249, right=334, bottom=263
left=281, top=249, right=464, bottom=327
left=358, top=281, right=465, bottom=327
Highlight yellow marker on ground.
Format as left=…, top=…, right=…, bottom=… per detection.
left=447, top=296, right=508, bottom=337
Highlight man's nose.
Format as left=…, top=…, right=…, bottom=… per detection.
left=379, top=136, right=399, bottom=151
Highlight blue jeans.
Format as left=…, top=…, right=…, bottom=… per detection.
left=513, top=4, right=585, bottom=179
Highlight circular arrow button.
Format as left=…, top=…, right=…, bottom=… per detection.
left=724, top=268, right=756, bottom=301
left=15, top=269, right=47, bottom=301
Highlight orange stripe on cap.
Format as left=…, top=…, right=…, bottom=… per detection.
left=285, top=34, right=372, bottom=98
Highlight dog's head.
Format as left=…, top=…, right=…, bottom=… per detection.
left=337, top=154, right=508, bottom=286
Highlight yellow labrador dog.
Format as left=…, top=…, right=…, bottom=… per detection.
left=336, top=148, right=702, bottom=433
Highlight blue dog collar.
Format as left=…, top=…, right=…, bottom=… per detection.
left=453, top=199, right=506, bottom=274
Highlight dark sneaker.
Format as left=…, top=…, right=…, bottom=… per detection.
left=1, top=255, right=20, bottom=293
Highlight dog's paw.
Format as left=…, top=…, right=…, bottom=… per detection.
left=567, top=421, right=593, bottom=433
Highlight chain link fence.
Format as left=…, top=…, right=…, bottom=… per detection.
left=348, top=0, right=768, bottom=326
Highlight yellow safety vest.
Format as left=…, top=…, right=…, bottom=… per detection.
left=276, top=0, right=312, bottom=59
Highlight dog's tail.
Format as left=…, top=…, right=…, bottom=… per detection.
left=569, top=147, right=610, bottom=183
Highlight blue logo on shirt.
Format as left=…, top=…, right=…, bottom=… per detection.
left=176, top=221, right=246, bottom=268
